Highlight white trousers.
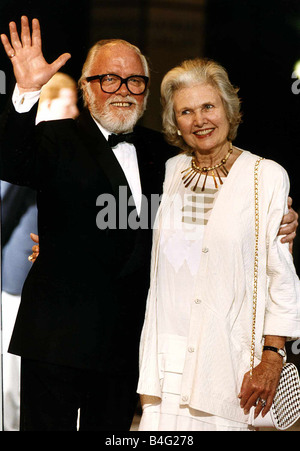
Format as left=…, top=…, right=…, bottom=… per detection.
left=2, top=292, right=21, bottom=431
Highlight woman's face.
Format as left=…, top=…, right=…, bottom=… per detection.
left=173, top=83, right=230, bottom=154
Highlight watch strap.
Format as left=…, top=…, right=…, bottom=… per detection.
left=263, top=345, right=285, bottom=357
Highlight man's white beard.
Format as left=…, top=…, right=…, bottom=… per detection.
left=88, top=93, right=146, bottom=134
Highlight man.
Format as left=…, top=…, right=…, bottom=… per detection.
left=1, top=72, right=79, bottom=431
left=0, top=16, right=174, bottom=431
left=0, top=16, right=297, bottom=431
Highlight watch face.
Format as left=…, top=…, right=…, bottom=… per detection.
left=278, top=349, right=285, bottom=357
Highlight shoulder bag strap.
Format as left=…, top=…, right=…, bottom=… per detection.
left=250, top=157, right=264, bottom=378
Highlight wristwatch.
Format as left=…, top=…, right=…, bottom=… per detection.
left=263, top=345, right=286, bottom=359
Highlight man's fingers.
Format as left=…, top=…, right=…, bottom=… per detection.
left=9, top=21, right=22, bottom=49
left=50, top=53, right=71, bottom=74
left=0, top=33, right=14, bottom=57
left=20, top=15, right=32, bottom=47
left=28, top=253, right=38, bottom=263
left=30, top=233, right=39, bottom=243
left=281, top=234, right=295, bottom=254
left=281, top=207, right=298, bottom=227
left=31, top=18, right=42, bottom=48
left=279, top=223, right=296, bottom=237
left=280, top=210, right=294, bottom=226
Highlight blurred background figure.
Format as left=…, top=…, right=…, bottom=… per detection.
left=36, top=72, right=79, bottom=123
left=1, top=72, right=79, bottom=431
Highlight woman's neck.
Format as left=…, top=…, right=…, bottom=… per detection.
left=193, top=141, right=231, bottom=168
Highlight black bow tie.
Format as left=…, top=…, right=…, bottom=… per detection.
left=108, top=132, right=135, bottom=148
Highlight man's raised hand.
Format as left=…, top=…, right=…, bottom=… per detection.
left=0, top=16, right=71, bottom=93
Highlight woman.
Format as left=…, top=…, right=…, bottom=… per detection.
left=137, top=58, right=300, bottom=431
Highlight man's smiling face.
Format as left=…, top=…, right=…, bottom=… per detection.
left=83, top=43, right=147, bottom=133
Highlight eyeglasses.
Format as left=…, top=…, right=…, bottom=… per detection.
left=85, top=74, right=149, bottom=95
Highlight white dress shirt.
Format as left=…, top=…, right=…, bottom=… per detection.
left=12, top=85, right=142, bottom=215
left=91, top=119, right=142, bottom=216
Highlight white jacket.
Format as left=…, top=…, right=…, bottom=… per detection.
left=137, top=150, right=300, bottom=424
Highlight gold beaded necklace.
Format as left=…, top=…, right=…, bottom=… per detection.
left=181, top=142, right=233, bottom=192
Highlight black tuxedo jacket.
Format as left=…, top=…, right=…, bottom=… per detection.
left=0, top=103, right=175, bottom=374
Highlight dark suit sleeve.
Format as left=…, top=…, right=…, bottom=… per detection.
left=0, top=101, right=59, bottom=189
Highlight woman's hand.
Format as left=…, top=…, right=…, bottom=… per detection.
left=239, top=336, right=285, bottom=419
left=0, top=16, right=71, bottom=93
left=239, top=360, right=282, bottom=419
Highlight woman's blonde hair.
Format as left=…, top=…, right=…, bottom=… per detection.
left=161, top=58, right=242, bottom=151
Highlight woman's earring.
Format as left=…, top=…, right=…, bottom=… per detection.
left=177, top=130, right=182, bottom=136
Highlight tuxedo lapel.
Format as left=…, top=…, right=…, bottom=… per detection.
left=76, top=109, right=133, bottom=204
left=133, top=129, right=150, bottom=196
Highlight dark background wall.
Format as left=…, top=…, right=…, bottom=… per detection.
left=206, top=0, right=300, bottom=205
left=0, top=0, right=91, bottom=109
left=0, top=0, right=299, bottom=205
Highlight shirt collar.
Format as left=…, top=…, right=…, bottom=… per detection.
left=91, top=115, right=133, bottom=142
left=91, top=115, right=110, bottom=141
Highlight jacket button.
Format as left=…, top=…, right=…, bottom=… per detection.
left=182, top=395, right=189, bottom=402
left=202, top=247, right=209, bottom=253
left=188, top=346, right=195, bottom=353
left=194, top=299, right=201, bottom=304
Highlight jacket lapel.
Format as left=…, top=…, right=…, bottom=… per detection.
left=133, top=130, right=148, bottom=195
left=76, top=109, right=133, bottom=204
